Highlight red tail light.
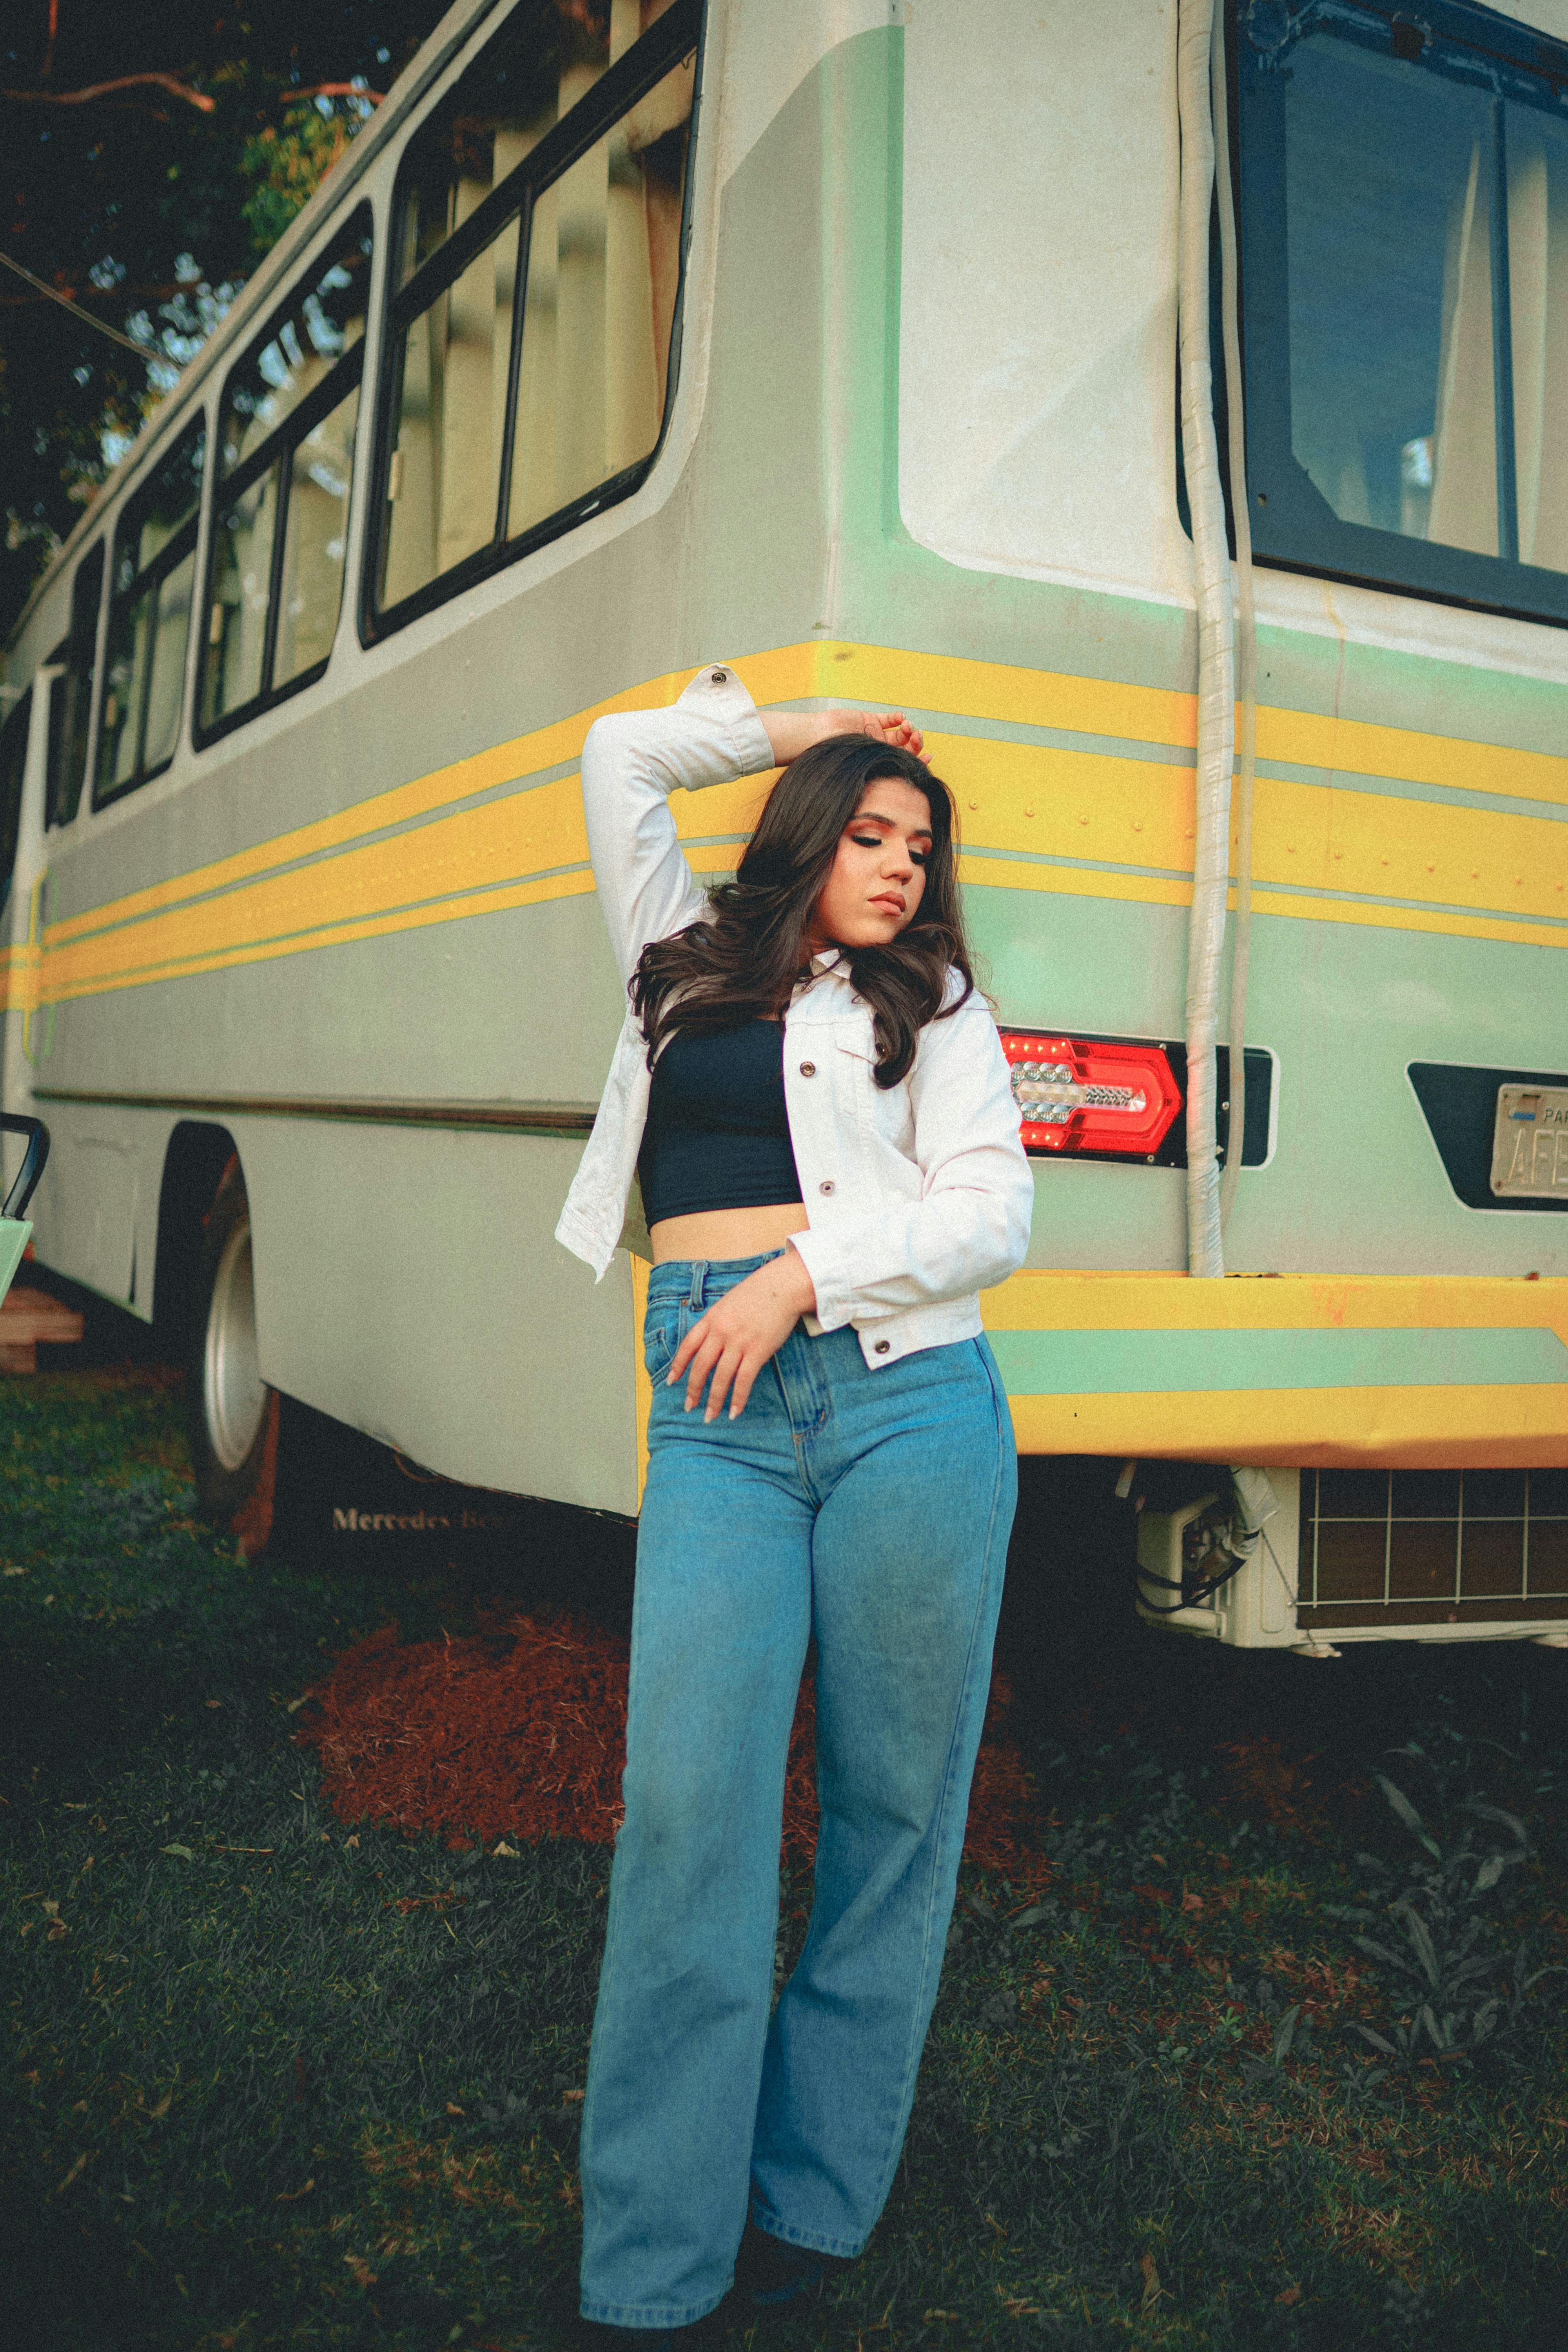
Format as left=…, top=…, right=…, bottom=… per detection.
left=999, top=1030, right=1182, bottom=1158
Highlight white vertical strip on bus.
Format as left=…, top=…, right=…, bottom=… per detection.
left=1213, top=0, right=1256, bottom=1235
left=1176, top=0, right=1233, bottom=1280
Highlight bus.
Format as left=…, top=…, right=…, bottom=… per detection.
left=3, top=0, right=1566, bottom=1657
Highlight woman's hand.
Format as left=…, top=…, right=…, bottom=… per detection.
left=666, top=1245, right=818, bottom=1422
left=760, top=709, right=925, bottom=767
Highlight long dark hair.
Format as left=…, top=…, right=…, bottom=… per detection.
left=630, top=734, right=975, bottom=1090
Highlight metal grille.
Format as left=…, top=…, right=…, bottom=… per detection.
left=1300, top=1468, right=1568, bottom=1625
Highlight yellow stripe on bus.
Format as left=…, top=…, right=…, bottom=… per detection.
left=38, top=868, right=597, bottom=1000
left=929, top=730, right=1568, bottom=928
left=801, top=640, right=1568, bottom=811
left=758, top=642, right=1197, bottom=753
left=957, top=855, right=1192, bottom=911
left=958, top=858, right=1567, bottom=951
left=40, top=778, right=593, bottom=999
left=0, top=940, right=39, bottom=1015
left=1005, top=1383, right=1568, bottom=1469
left=22, top=639, right=1568, bottom=1005
left=982, top=1270, right=1568, bottom=1343
left=41, top=658, right=723, bottom=953
left=1257, top=707, right=1568, bottom=813
left=631, top=1254, right=652, bottom=1508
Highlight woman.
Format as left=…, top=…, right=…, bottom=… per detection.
left=556, top=662, right=1034, bottom=2343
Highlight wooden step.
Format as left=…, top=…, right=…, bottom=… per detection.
left=0, top=1285, right=85, bottom=1374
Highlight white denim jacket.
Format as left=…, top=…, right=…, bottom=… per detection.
left=554, top=662, right=1035, bottom=1368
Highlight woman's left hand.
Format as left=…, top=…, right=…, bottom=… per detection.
left=666, top=1245, right=818, bottom=1421
left=760, top=709, right=925, bottom=767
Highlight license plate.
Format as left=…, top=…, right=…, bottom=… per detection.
left=1491, top=1084, right=1568, bottom=1199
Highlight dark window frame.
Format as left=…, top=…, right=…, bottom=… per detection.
left=193, top=205, right=376, bottom=753
left=359, top=0, right=705, bottom=649
left=93, top=418, right=208, bottom=810
left=45, top=543, right=105, bottom=829
left=1235, top=0, right=1568, bottom=629
left=0, top=686, right=32, bottom=919
left=42, top=655, right=67, bottom=831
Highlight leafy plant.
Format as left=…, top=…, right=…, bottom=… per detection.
left=240, top=96, right=362, bottom=253
left=1327, top=1768, right=1557, bottom=2062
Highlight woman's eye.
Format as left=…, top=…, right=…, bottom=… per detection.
left=848, top=833, right=928, bottom=861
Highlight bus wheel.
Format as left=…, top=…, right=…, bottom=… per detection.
left=185, top=1158, right=278, bottom=1559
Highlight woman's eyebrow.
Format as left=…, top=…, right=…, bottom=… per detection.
left=852, top=809, right=934, bottom=839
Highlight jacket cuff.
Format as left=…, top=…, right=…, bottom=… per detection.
left=730, top=704, right=777, bottom=777
left=676, top=661, right=777, bottom=786
left=787, top=1224, right=860, bottom=1334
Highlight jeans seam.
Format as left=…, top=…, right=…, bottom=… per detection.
left=862, top=1342, right=1012, bottom=2221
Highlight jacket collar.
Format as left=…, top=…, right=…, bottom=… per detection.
left=790, top=951, right=862, bottom=1023
left=793, top=949, right=851, bottom=1005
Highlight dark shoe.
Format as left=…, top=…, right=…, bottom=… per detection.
left=736, top=2220, right=835, bottom=2310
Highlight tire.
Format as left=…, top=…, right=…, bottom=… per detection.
left=185, top=1156, right=278, bottom=1557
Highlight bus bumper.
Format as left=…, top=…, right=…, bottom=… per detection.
left=984, top=1272, right=1568, bottom=1470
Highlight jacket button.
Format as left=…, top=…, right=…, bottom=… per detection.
left=799, top=1061, right=816, bottom=1077
left=818, top=1179, right=835, bottom=1195
left=710, top=668, right=728, bottom=684
left=874, top=1339, right=891, bottom=1355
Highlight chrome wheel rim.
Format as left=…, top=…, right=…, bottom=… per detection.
left=204, top=1218, right=266, bottom=1472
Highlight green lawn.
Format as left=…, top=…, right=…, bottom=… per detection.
left=3, top=1366, right=1566, bottom=2350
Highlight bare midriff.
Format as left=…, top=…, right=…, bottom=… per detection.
left=649, top=1203, right=809, bottom=1264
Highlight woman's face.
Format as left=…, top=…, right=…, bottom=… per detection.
left=807, top=775, right=933, bottom=953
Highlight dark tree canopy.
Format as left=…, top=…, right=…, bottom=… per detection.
left=0, top=0, right=454, bottom=644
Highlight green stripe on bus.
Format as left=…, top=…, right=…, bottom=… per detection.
left=987, top=1326, right=1568, bottom=1398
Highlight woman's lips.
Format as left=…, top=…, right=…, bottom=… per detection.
left=871, top=893, right=905, bottom=915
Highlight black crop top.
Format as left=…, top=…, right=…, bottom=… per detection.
left=638, top=1018, right=804, bottom=1226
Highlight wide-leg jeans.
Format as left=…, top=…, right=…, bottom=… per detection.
left=578, top=1252, right=1018, bottom=2330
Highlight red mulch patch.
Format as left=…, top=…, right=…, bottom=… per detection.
left=295, top=1609, right=1045, bottom=1879
left=1218, top=1734, right=1334, bottom=1837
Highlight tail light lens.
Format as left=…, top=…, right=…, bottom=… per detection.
left=999, top=1030, right=1182, bottom=1158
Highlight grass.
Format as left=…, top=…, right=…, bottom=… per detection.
left=2, top=1362, right=1567, bottom=2349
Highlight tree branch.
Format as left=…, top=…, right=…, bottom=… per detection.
left=290, top=83, right=387, bottom=104
left=2, top=71, right=215, bottom=114
left=0, top=278, right=185, bottom=309
left=0, top=251, right=150, bottom=355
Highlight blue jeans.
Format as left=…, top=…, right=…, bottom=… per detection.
left=578, top=1252, right=1018, bottom=2329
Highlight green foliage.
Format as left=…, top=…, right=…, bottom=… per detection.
left=0, top=5, right=448, bottom=642
left=240, top=102, right=357, bottom=257
left=1327, top=1767, right=1556, bottom=2063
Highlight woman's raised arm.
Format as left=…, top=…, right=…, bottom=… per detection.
left=580, top=670, right=925, bottom=986
left=579, top=664, right=775, bottom=987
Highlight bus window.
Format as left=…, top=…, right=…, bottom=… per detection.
left=1238, top=0, right=1568, bottom=626
left=392, top=0, right=582, bottom=293
left=372, top=0, right=698, bottom=630
left=45, top=541, right=105, bottom=828
left=94, top=420, right=207, bottom=806
left=0, top=688, right=31, bottom=922
left=198, top=209, right=374, bottom=740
